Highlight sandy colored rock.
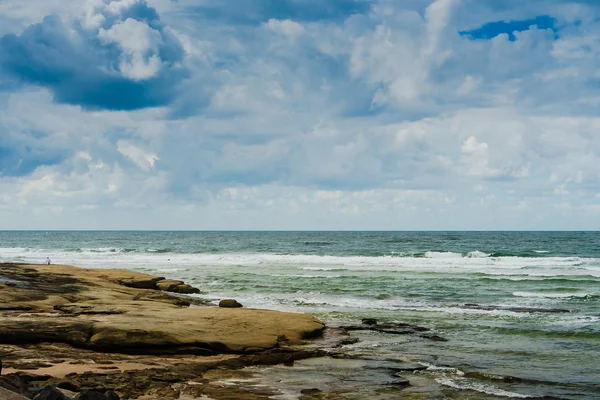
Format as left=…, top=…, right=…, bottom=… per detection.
left=219, top=299, right=243, bottom=308
left=156, top=279, right=200, bottom=294
left=0, top=264, right=324, bottom=354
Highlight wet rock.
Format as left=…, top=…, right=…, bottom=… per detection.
left=156, top=280, right=201, bottom=294
left=172, top=284, right=200, bottom=294
left=387, top=363, right=428, bottom=372
left=418, top=334, right=448, bottom=342
left=300, top=387, right=322, bottom=394
left=462, top=304, right=571, bottom=313
left=361, top=318, right=378, bottom=325
left=343, top=321, right=437, bottom=338
left=345, top=322, right=430, bottom=333
left=334, top=337, right=360, bottom=347
left=390, top=376, right=410, bottom=387
left=33, top=386, right=71, bottom=400
left=219, top=299, right=243, bottom=308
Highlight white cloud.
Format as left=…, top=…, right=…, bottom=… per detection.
left=117, top=140, right=159, bottom=171
left=265, top=19, right=304, bottom=37
left=98, top=18, right=164, bottom=80
left=2, top=0, right=600, bottom=229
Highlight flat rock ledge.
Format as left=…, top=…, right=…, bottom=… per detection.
left=0, top=263, right=325, bottom=355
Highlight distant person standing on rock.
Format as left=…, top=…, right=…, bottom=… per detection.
left=46, top=257, right=51, bottom=265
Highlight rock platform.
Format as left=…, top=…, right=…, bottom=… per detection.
left=0, top=263, right=325, bottom=399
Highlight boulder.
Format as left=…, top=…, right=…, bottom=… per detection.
left=171, top=284, right=200, bottom=294
left=104, top=391, right=120, bottom=400
left=390, top=376, right=410, bottom=387
left=156, top=279, right=184, bottom=291
left=112, top=276, right=164, bottom=290
left=156, top=280, right=200, bottom=294
left=219, top=299, right=243, bottom=308
left=73, top=390, right=120, bottom=400
left=33, top=386, right=71, bottom=400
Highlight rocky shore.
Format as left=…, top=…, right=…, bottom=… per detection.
left=0, top=263, right=478, bottom=400
left=0, top=263, right=326, bottom=399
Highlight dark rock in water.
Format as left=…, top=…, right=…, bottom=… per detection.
left=334, top=337, right=360, bottom=347
left=462, top=304, right=570, bottom=313
left=219, top=299, right=243, bottom=308
left=300, top=388, right=321, bottom=394
left=389, top=376, right=410, bottom=387
left=387, top=363, right=428, bottom=372
left=418, top=334, right=448, bottom=342
left=345, top=322, right=433, bottom=334
left=361, top=318, right=378, bottom=325
left=171, top=284, right=200, bottom=294
left=156, top=279, right=201, bottom=294
left=33, top=386, right=71, bottom=400
left=378, top=329, right=414, bottom=335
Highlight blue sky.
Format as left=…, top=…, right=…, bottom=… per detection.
left=0, top=0, right=599, bottom=230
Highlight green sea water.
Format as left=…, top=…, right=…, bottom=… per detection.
left=1, top=231, right=599, bottom=399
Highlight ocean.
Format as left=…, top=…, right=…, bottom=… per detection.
left=1, top=231, right=598, bottom=399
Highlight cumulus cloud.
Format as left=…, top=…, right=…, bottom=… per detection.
left=0, top=0, right=187, bottom=110
left=1, top=0, right=600, bottom=229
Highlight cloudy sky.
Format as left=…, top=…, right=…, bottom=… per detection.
left=0, top=0, right=599, bottom=230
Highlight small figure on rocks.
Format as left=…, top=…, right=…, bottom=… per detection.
left=46, top=257, right=51, bottom=265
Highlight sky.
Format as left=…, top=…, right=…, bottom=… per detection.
left=0, top=0, right=599, bottom=230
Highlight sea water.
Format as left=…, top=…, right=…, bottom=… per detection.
left=1, top=231, right=598, bottom=399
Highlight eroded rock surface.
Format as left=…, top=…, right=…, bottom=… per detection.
left=0, top=264, right=324, bottom=354
left=0, top=263, right=327, bottom=399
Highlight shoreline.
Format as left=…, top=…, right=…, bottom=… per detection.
left=0, top=262, right=546, bottom=400
left=0, top=263, right=330, bottom=399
